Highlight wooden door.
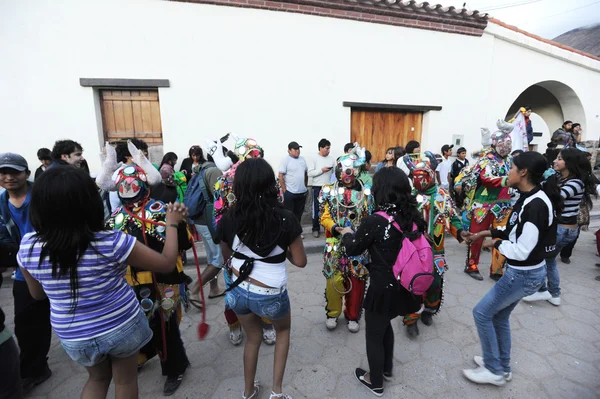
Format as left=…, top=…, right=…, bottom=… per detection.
left=100, top=90, right=163, bottom=144
left=351, top=110, right=422, bottom=162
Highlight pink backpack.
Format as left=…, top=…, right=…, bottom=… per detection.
left=375, top=211, right=434, bottom=296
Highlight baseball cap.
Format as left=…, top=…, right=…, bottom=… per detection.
left=288, top=141, right=302, bottom=150
left=441, top=144, right=454, bottom=153
left=0, top=153, right=28, bottom=172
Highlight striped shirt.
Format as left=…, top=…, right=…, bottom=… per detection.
left=558, top=178, right=584, bottom=225
left=17, top=230, right=139, bottom=341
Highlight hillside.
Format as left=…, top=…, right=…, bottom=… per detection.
left=553, top=23, right=600, bottom=57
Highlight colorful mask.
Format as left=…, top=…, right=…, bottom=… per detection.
left=115, top=165, right=150, bottom=205
left=335, top=143, right=366, bottom=186
left=491, top=131, right=512, bottom=157
left=234, top=137, right=263, bottom=160
left=404, top=151, right=438, bottom=192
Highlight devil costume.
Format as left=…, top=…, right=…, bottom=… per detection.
left=401, top=152, right=464, bottom=337
left=455, top=121, right=513, bottom=281
left=209, top=136, right=281, bottom=346
left=97, top=142, right=190, bottom=395
left=319, top=144, right=373, bottom=332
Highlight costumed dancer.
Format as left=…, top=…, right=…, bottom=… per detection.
left=319, top=143, right=373, bottom=333
left=400, top=151, right=467, bottom=337
left=211, top=135, right=280, bottom=346
left=454, top=121, right=513, bottom=281
left=97, top=142, right=191, bottom=396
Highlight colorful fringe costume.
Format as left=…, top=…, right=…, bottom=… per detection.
left=401, top=152, right=464, bottom=328
left=319, top=144, right=373, bottom=327
left=455, top=122, right=513, bottom=280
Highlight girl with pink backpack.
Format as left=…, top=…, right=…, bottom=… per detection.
left=338, top=167, right=423, bottom=397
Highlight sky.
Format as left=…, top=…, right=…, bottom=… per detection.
left=435, top=0, right=600, bottom=38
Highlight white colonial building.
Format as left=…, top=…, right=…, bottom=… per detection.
left=2, top=0, right=599, bottom=173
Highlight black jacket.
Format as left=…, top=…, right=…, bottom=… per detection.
left=492, top=186, right=557, bottom=266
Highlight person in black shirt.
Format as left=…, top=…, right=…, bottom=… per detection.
left=338, top=167, right=422, bottom=397
left=449, top=147, right=469, bottom=206
left=462, top=152, right=561, bottom=387
left=34, top=148, right=52, bottom=180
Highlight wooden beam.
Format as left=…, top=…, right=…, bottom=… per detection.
left=343, top=101, right=442, bottom=112
left=80, top=78, right=170, bottom=88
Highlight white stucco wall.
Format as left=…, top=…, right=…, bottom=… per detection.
left=1, top=0, right=599, bottom=175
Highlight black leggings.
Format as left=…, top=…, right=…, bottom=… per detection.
left=365, top=309, right=395, bottom=388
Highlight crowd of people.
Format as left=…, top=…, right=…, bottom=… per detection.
left=0, top=114, right=597, bottom=398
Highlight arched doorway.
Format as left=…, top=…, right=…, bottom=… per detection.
left=505, top=80, right=586, bottom=151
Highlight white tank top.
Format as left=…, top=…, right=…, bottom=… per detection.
left=231, top=235, right=288, bottom=288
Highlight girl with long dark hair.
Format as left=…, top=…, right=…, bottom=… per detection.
left=338, top=167, right=422, bottom=396
left=523, top=147, right=595, bottom=306
left=375, top=147, right=397, bottom=172
left=17, top=166, right=188, bottom=398
left=463, top=151, right=561, bottom=386
left=217, top=158, right=307, bottom=399
left=179, top=145, right=207, bottom=177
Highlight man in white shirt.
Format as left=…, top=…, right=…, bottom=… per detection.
left=279, top=141, right=308, bottom=227
left=308, top=139, right=335, bottom=238
left=435, top=144, right=454, bottom=190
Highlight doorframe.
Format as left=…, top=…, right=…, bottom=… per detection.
left=342, top=101, right=442, bottom=113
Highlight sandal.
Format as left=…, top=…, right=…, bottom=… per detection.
left=242, top=381, right=260, bottom=399
left=270, top=392, right=293, bottom=399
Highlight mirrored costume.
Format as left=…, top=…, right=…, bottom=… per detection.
left=455, top=121, right=513, bottom=281
left=401, top=152, right=464, bottom=336
left=97, top=142, right=191, bottom=383
left=319, top=144, right=373, bottom=331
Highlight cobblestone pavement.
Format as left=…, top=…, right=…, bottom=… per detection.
left=2, top=230, right=600, bottom=399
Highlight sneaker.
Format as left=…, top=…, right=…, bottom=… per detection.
left=164, top=374, right=184, bottom=396
left=325, top=317, right=338, bottom=330
left=382, top=371, right=393, bottom=382
left=547, top=296, right=561, bottom=306
left=263, top=327, right=276, bottom=345
left=489, top=274, right=502, bottom=282
left=560, top=257, right=571, bottom=264
left=473, top=356, right=512, bottom=381
left=312, top=231, right=320, bottom=238
left=462, top=366, right=505, bottom=386
left=465, top=269, right=484, bottom=281
left=406, top=323, right=419, bottom=337
left=22, top=365, right=52, bottom=394
left=420, top=312, right=433, bottom=326
left=242, top=381, right=260, bottom=399
left=11, top=270, right=16, bottom=280
left=347, top=320, right=360, bottom=333
left=229, top=326, right=243, bottom=346
left=354, top=368, right=383, bottom=397
left=522, top=291, right=552, bottom=302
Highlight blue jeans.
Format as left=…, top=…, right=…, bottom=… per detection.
left=195, top=224, right=223, bottom=267
left=473, top=265, right=546, bottom=375
left=60, top=309, right=152, bottom=367
left=540, top=225, right=579, bottom=297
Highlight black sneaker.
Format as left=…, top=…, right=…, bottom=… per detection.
left=465, top=270, right=484, bottom=281
left=22, top=365, right=52, bottom=394
left=382, top=371, right=393, bottom=382
left=164, top=374, right=184, bottom=396
left=420, top=312, right=433, bottom=326
left=354, top=368, right=383, bottom=397
left=489, top=274, right=502, bottom=282
left=406, top=323, right=419, bottom=337
left=560, top=257, right=571, bottom=264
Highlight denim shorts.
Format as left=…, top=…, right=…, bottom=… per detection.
left=225, top=283, right=290, bottom=320
left=60, top=308, right=153, bottom=367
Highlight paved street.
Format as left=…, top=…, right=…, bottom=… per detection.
left=2, top=228, right=600, bottom=399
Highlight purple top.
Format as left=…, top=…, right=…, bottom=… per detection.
left=17, top=230, right=139, bottom=341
